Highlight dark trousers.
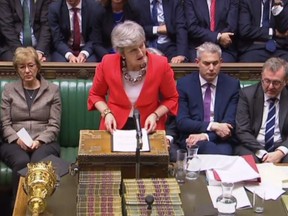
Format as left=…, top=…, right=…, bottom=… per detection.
left=0, top=141, right=60, bottom=206
left=238, top=48, right=288, bottom=62
left=196, top=140, right=233, bottom=155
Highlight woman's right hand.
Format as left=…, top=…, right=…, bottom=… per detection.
left=104, top=113, right=117, bottom=134
left=16, top=138, right=28, bottom=151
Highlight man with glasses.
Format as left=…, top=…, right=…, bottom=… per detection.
left=235, top=57, right=288, bottom=163
left=176, top=42, right=240, bottom=155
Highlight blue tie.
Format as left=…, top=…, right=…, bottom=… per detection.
left=262, top=0, right=277, bottom=52
left=23, top=0, right=32, bottom=46
left=151, top=0, right=158, bottom=26
left=149, top=0, right=159, bottom=48
left=265, top=98, right=276, bottom=152
left=262, top=0, right=270, bottom=28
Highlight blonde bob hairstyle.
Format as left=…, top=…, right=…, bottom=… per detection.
left=13, top=47, right=41, bottom=72
left=111, top=20, right=146, bottom=55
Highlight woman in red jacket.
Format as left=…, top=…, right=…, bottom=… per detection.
left=88, top=20, right=178, bottom=133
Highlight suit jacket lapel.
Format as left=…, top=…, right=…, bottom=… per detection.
left=192, top=73, right=204, bottom=119
left=253, top=84, right=264, bottom=134
left=81, top=0, right=87, bottom=38
left=14, top=80, right=26, bottom=100
left=202, top=0, right=210, bottom=27
left=279, top=88, right=288, bottom=131
left=254, top=0, right=262, bottom=26
left=162, top=0, right=170, bottom=26
left=15, top=0, right=23, bottom=22
left=214, top=75, right=223, bottom=122
left=215, top=0, right=225, bottom=28
left=30, top=0, right=36, bottom=25
left=62, top=2, right=70, bottom=32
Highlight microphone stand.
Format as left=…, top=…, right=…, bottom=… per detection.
left=135, top=134, right=142, bottom=179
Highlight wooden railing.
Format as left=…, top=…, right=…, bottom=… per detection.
left=0, top=62, right=263, bottom=80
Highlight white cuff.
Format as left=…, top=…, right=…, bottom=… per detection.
left=153, top=26, right=158, bottom=35
left=65, top=52, right=73, bottom=60
left=277, top=146, right=288, bottom=155
left=166, top=135, right=174, bottom=145
left=217, top=33, right=221, bottom=41
left=80, top=50, right=89, bottom=58
left=269, top=28, right=273, bottom=38
left=272, top=5, right=283, bottom=16
left=207, top=122, right=213, bottom=131
left=255, top=149, right=268, bottom=159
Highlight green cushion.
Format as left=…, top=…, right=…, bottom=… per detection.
left=240, top=80, right=258, bottom=88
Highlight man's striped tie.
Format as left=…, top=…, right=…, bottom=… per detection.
left=265, top=98, right=276, bottom=152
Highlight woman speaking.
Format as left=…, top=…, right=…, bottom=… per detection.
left=88, top=20, right=178, bottom=133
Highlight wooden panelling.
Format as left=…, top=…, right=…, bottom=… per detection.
left=0, top=62, right=262, bottom=80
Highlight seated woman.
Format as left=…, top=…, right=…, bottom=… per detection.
left=0, top=47, right=61, bottom=205
left=94, top=0, right=139, bottom=61
left=88, top=20, right=178, bottom=133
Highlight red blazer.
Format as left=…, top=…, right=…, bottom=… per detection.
left=88, top=52, right=178, bottom=130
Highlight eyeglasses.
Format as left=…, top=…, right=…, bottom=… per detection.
left=18, top=64, right=36, bottom=71
left=261, top=79, right=284, bottom=88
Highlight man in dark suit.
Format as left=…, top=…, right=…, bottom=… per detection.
left=238, top=0, right=288, bottom=62
left=0, top=0, right=51, bottom=61
left=176, top=42, right=240, bottom=154
left=48, top=0, right=98, bottom=62
left=129, top=0, right=188, bottom=63
left=184, top=0, right=239, bottom=62
left=274, top=0, right=288, bottom=46
left=235, top=57, right=288, bottom=163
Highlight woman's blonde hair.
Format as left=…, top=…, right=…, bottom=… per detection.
left=13, top=47, right=41, bottom=72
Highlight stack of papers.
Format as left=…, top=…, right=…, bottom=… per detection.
left=198, top=155, right=260, bottom=184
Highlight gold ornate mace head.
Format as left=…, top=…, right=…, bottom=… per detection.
left=23, top=161, right=57, bottom=216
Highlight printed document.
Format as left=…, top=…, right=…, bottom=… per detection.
left=112, top=129, right=150, bottom=152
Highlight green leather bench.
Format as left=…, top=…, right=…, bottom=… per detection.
left=0, top=79, right=100, bottom=186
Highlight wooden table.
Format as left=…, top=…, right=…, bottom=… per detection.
left=13, top=173, right=288, bottom=216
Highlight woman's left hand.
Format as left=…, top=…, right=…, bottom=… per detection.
left=144, top=113, right=157, bottom=133
left=30, top=140, right=42, bottom=150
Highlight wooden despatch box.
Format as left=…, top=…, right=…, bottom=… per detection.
left=78, top=130, right=169, bottom=178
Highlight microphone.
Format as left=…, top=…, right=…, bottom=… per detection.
left=133, top=109, right=143, bottom=149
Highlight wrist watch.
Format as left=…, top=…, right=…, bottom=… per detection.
left=101, top=108, right=112, bottom=118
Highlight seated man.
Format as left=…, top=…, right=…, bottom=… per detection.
left=177, top=42, right=240, bottom=154
left=238, top=0, right=288, bottom=62
left=0, top=0, right=50, bottom=61
left=129, top=0, right=188, bottom=63
left=48, top=0, right=98, bottom=63
left=235, top=57, right=288, bottom=163
left=184, top=0, right=239, bottom=62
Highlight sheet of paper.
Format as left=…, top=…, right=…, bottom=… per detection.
left=215, top=157, right=260, bottom=183
left=243, top=163, right=286, bottom=200
left=256, top=163, right=287, bottom=189
left=197, top=154, right=239, bottom=171
left=16, top=128, right=33, bottom=147
left=208, top=184, right=251, bottom=209
left=112, top=129, right=150, bottom=152
left=245, top=182, right=285, bottom=200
